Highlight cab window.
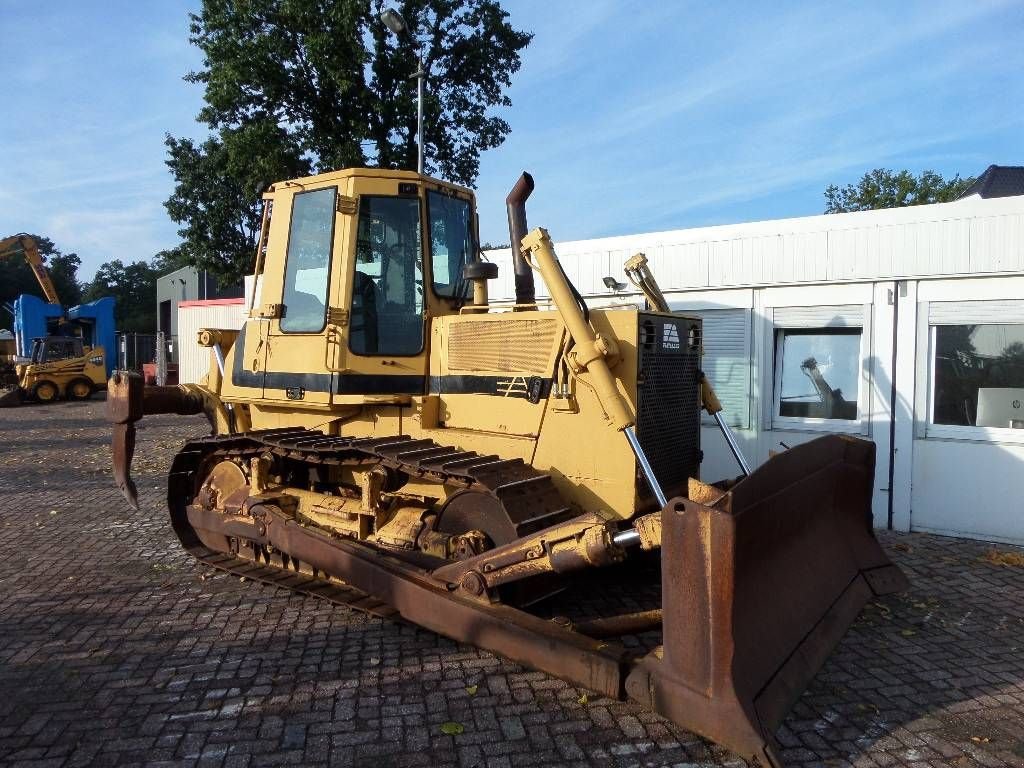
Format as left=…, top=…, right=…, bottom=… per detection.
left=427, top=191, right=474, bottom=300
left=350, top=196, right=424, bottom=356
left=281, top=187, right=336, bottom=333
left=43, top=339, right=81, bottom=361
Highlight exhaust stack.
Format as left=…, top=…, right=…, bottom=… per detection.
left=506, top=172, right=536, bottom=308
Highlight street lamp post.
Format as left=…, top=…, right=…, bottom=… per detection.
left=380, top=8, right=425, bottom=174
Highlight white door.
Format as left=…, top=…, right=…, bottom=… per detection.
left=910, top=277, right=1024, bottom=544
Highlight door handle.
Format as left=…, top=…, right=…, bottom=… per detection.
left=325, top=325, right=346, bottom=373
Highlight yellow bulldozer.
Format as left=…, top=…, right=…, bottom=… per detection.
left=0, top=234, right=107, bottom=406
left=107, top=168, right=906, bottom=766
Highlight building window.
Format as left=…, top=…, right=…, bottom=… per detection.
left=775, top=328, right=861, bottom=420
left=695, top=308, right=750, bottom=429
left=933, top=324, right=1024, bottom=428
left=281, top=187, right=336, bottom=333
left=350, top=195, right=424, bottom=356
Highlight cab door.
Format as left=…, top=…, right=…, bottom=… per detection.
left=260, top=185, right=342, bottom=406
left=330, top=178, right=430, bottom=403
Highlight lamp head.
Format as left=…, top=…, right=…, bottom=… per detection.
left=380, top=8, right=407, bottom=35
left=603, top=276, right=627, bottom=291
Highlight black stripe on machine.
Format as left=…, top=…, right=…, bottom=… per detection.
left=231, top=325, right=550, bottom=401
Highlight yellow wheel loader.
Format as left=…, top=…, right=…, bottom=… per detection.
left=0, top=336, right=106, bottom=407
left=106, top=168, right=906, bottom=766
left=0, top=234, right=108, bottom=407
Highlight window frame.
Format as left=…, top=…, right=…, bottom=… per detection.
left=768, top=304, right=871, bottom=435
left=922, top=309, right=1024, bottom=446
left=279, top=186, right=338, bottom=335
left=347, top=193, right=426, bottom=358
left=425, top=189, right=476, bottom=303
left=43, top=338, right=82, bottom=362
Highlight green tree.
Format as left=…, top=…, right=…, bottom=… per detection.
left=152, top=247, right=193, bottom=277
left=824, top=169, right=975, bottom=213
left=0, top=235, right=82, bottom=330
left=82, top=260, right=162, bottom=333
left=165, top=0, right=531, bottom=282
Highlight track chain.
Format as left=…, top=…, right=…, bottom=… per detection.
left=168, top=427, right=575, bottom=620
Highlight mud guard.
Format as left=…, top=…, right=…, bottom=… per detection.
left=625, top=435, right=908, bottom=767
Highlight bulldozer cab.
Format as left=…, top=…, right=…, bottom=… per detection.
left=237, top=170, right=476, bottom=407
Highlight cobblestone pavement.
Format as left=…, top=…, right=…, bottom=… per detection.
left=1, top=399, right=1023, bottom=768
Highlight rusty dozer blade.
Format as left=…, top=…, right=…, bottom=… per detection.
left=626, top=434, right=908, bottom=767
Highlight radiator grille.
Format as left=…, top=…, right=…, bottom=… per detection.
left=448, top=318, right=560, bottom=373
left=635, top=314, right=702, bottom=497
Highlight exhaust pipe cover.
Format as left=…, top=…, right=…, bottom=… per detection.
left=506, top=172, right=536, bottom=307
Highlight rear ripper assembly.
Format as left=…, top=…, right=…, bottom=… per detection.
left=108, top=170, right=907, bottom=767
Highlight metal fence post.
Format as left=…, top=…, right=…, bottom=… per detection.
left=155, top=332, right=167, bottom=386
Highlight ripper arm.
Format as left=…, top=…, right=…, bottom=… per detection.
left=107, top=371, right=206, bottom=509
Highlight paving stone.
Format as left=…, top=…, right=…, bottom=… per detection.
left=1, top=402, right=1023, bottom=767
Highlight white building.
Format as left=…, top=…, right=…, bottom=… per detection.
left=176, top=298, right=247, bottom=385
left=485, top=167, right=1024, bottom=545
left=175, top=274, right=267, bottom=386
left=156, top=266, right=243, bottom=363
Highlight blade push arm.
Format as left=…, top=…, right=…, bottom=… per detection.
left=521, top=228, right=671, bottom=507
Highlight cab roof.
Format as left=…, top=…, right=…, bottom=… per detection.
left=265, top=167, right=474, bottom=197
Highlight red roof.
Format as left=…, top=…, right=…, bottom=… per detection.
left=177, top=298, right=246, bottom=308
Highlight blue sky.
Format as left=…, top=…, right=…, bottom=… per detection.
left=2, top=1, right=1022, bottom=280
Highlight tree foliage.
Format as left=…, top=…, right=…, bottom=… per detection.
left=82, top=260, right=162, bottom=333
left=165, top=0, right=531, bottom=281
left=0, top=235, right=82, bottom=330
left=824, top=169, right=975, bottom=213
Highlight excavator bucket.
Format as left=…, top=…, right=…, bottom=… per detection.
left=0, top=387, right=23, bottom=407
left=626, top=434, right=907, bottom=766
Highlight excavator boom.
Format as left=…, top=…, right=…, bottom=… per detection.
left=0, top=234, right=61, bottom=306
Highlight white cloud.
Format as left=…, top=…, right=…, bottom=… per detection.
left=43, top=201, right=178, bottom=279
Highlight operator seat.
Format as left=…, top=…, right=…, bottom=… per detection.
left=350, top=271, right=379, bottom=354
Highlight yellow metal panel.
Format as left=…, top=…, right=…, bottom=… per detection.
left=431, top=311, right=565, bottom=436
left=221, top=319, right=268, bottom=401
left=531, top=309, right=640, bottom=520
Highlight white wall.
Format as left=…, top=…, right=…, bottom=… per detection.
left=481, top=198, right=1024, bottom=544
left=483, top=195, right=1024, bottom=300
